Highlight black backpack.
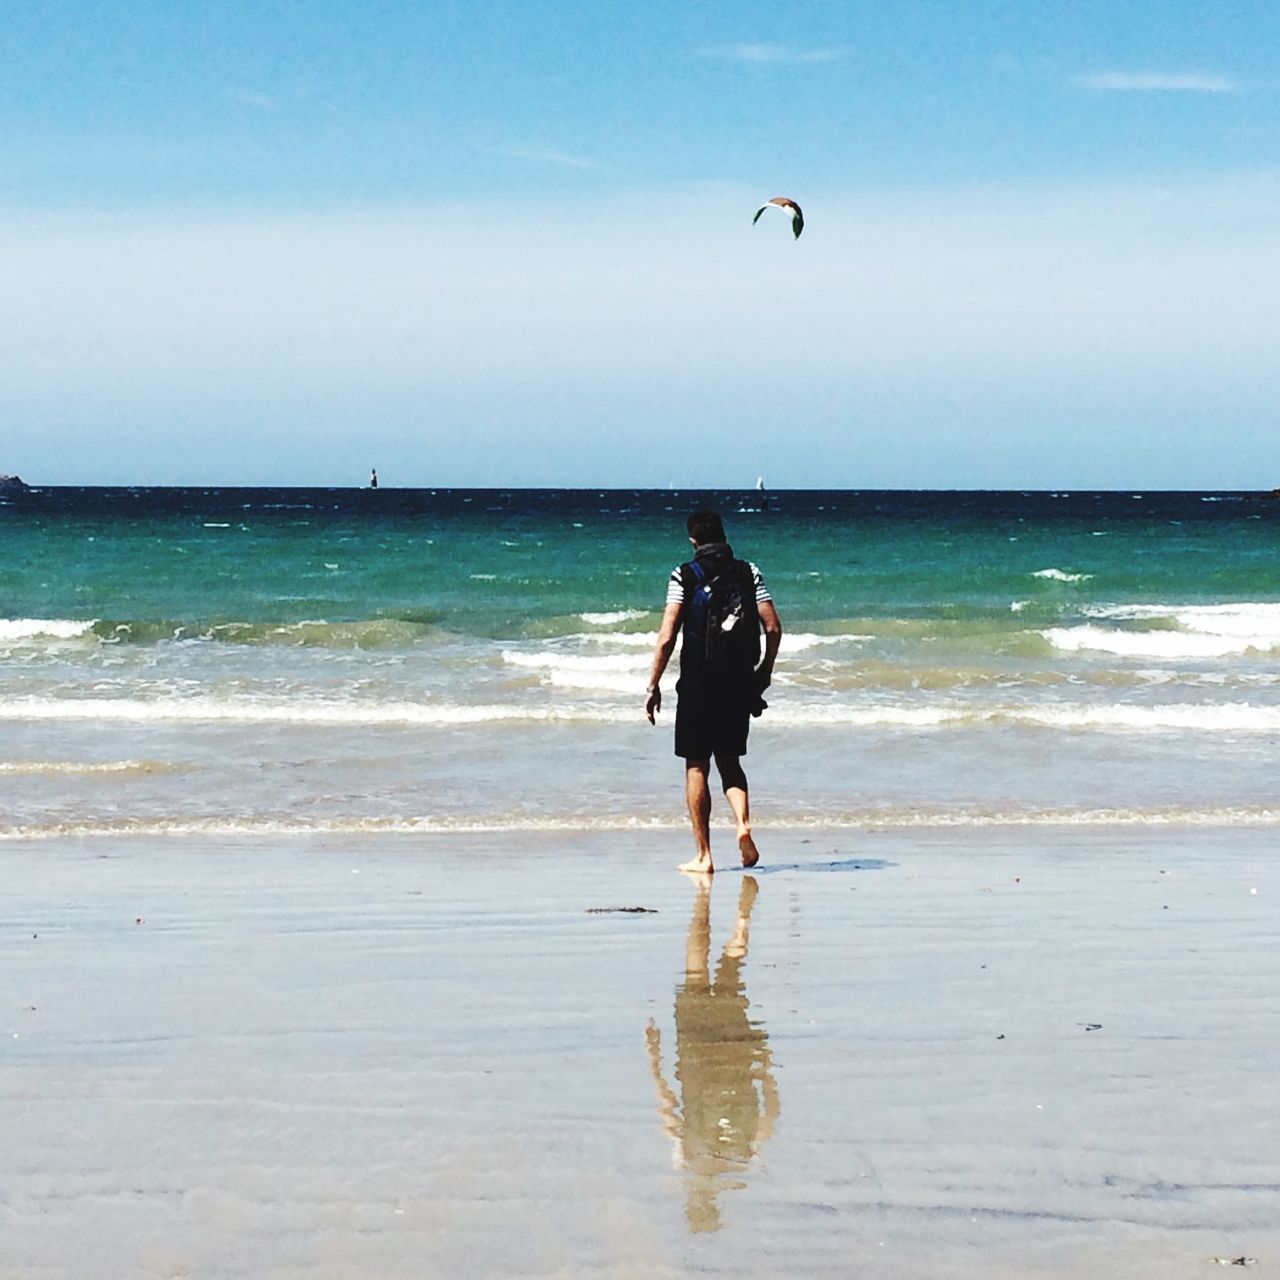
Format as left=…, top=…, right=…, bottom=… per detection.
left=681, top=553, right=761, bottom=681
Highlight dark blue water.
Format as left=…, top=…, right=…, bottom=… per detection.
left=5, top=488, right=1280, bottom=633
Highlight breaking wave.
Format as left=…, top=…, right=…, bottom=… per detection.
left=1044, top=602, right=1280, bottom=659
left=1031, top=568, right=1094, bottom=583
left=0, top=619, right=95, bottom=642
left=578, top=610, right=647, bottom=626
left=0, top=616, right=443, bottom=649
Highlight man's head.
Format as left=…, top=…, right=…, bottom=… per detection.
left=686, top=510, right=726, bottom=547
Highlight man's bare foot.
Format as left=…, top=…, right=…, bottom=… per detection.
left=678, top=854, right=714, bottom=875
left=737, top=829, right=760, bottom=868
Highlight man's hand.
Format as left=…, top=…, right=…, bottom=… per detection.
left=749, top=666, right=772, bottom=718
left=644, top=684, right=662, bottom=724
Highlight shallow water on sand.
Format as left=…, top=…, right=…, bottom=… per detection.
left=4, top=829, right=1277, bottom=1278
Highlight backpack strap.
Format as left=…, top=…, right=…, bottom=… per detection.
left=684, top=558, right=712, bottom=606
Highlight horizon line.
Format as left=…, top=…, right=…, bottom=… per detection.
left=6, top=482, right=1278, bottom=496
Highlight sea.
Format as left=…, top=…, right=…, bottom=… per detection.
left=4, top=486, right=1280, bottom=842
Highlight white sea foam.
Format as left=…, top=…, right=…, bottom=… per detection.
left=501, top=649, right=648, bottom=693
left=0, top=814, right=682, bottom=841
left=734, top=701, right=1280, bottom=734
left=783, top=633, right=873, bottom=651
left=1047, top=602, right=1280, bottom=659
left=0, top=697, right=635, bottom=727
left=771, top=705, right=966, bottom=729
left=1011, top=703, right=1280, bottom=733
left=578, top=610, right=647, bottom=626
left=574, top=630, right=867, bottom=653
left=3, top=694, right=1277, bottom=733
left=504, top=637, right=861, bottom=692
left=1088, top=602, right=1280, bottom=634
left=4, top=804, right=1280, bottom=841
left=1132, top=669, right=1177, bottom=686
left=752, top=702, right=1280, bottom=732
left=578, top=632, right=656, bottom=649
left=1031, top=568, right=1093, bottom=583
left=0, top=618, right=95, bottom=641
left=1042, top=626, right=1257, bottom=659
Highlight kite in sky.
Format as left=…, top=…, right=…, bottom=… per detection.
left=753, top=196, right=804, bottom=240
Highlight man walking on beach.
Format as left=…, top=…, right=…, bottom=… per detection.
left=645, top=511, right=782, bottom=874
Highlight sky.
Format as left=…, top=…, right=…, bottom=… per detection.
left=2, top=0, right=1279, bottom=488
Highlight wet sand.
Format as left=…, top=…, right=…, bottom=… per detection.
left=3, top=827, right=1278, bottom=1278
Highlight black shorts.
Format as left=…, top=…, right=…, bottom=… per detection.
left=674, top=680, right=751, bottom=760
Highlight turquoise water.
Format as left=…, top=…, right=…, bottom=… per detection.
left=7, top=488, right=1280, bottom=631
left=4, top=487, right=1280, bottom=840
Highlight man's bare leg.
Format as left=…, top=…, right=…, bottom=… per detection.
left=678, top=758, right=714, bottom=874
left=686, top=876, right=712, bottom=976
left=715, top=753, right=759, bottom=868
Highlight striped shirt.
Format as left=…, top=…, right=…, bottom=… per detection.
left=666, top=561, right=771, bottom=607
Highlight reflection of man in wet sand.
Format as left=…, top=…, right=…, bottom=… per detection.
left=645, top=876, right=779, bottom=1233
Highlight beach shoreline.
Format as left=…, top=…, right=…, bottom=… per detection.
left=4, top=826, right=1277, bottom=1278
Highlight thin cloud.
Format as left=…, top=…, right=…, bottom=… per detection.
left=698, top=42, right=848, bottom=66
left=499, top=146, right=601, bottom=171
left=1077, top=71, right=1238, bottom=93
left=226, top=88, right=277, bottom=109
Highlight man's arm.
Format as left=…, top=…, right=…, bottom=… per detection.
left=756, top=600, right=782, bottom=688
left=645, top=1019, right=682, bottom=1138
left=645, top=602, right=683, bottom=723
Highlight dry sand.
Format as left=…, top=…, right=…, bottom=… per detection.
left=3, top=827, right=1278, bottom=1278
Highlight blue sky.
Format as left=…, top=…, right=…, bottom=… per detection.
left=3, top=1, right=1279, bottom=486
